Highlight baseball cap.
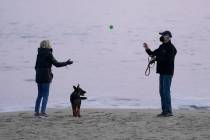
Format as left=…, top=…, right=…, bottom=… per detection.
left=159, top=30, right=172, bottom=38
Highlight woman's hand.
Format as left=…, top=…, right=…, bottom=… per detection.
left=66, top=59, right=73, bottom=65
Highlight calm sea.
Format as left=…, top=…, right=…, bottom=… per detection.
left=0, top=0, right=210, bottom=112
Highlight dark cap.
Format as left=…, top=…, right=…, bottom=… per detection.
left=159, top=30, right=172, bottom=38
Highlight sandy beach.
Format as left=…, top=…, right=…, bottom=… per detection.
left=0, top=108, right=210, bottom=140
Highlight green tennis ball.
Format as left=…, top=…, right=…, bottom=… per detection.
left=109, top=25, right=114, bottom=30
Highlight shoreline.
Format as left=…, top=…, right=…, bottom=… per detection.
left=1, top=108, right=210, bottom=140
left=1, top=97, right=210, bottom=113
left=1, top=107, right=210, bottom=116
left=1, top=104, right=210, bottom=113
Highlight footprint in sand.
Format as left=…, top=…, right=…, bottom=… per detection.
left=56, top=116, right=65, bottom=119
left=5, top=118, right=13, bottom=122
left=54, top=111, right=63, bottom=114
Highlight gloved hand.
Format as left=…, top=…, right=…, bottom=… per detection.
left=66, top=59, right=73, bottom=65
left=149, top=56, right=156, bottom=64
left=143, top=43, right=149, bottom=50
left=149, top=59, right=156, bottom=64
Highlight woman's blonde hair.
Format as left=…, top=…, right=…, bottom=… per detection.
left=40, top=40, right=51, bottom=49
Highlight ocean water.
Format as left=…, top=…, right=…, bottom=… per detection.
left=0, top=0, right=210, bottom=112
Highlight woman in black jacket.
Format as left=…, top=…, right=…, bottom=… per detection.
left=34, top=40, right=73, bottom=117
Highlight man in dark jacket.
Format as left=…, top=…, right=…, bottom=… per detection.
left=34, top=40, right=73, bottom=117
left=143, top=31, right=177, bottom=117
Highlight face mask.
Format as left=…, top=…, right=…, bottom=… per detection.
left=159, top=36, right=164, bottom=42
left=163, top=35, right=170, bottom=43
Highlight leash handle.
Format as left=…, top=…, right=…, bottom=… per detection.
left=145, top=57, right=155, bottom=76
left=145, top=63, right=151, bottom=76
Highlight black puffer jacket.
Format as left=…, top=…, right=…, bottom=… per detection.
left=35, top=48, right=68, bottom=83
left=146, top=41, right=177, bottom=75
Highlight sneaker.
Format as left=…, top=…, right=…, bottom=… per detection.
left=157, top=112, right=166, bottom=117
left=157, top=112, right=173, bottom=117
left=40, top=112, right=48, bottom=117
left=164, top=112, right=173, bottom=117
left=34, top=112, right=40, bottom=117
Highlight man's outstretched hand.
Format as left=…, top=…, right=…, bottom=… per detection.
left=143, top=43, right=149, bottom=50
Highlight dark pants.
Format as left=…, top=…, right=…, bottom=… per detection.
left=35, top=83, right=50, bottom=113
left=159, top=74, right=173, bottom=113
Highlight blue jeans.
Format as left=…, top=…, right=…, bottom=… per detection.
left=35, top=83, right=50, bottom=113
left=159, top=74, right=173, bottom=113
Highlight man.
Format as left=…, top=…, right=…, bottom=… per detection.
left=143, top=31, right=177, bottom=117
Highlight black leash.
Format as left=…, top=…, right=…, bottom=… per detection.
left=145, top=57, right=155, bottom=76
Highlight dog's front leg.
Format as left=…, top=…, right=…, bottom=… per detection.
left=72, top=106, right=76, bottom=117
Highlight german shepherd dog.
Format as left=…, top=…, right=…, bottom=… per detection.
left=70, top=84, right=87, bottom=117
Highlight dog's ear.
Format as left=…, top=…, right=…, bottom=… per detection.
left=73, top=86, right=77, bottom=90
left=77, top=84, right=80, bottom=88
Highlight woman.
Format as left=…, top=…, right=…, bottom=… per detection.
left=34, top=40, right=73, bottom=117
